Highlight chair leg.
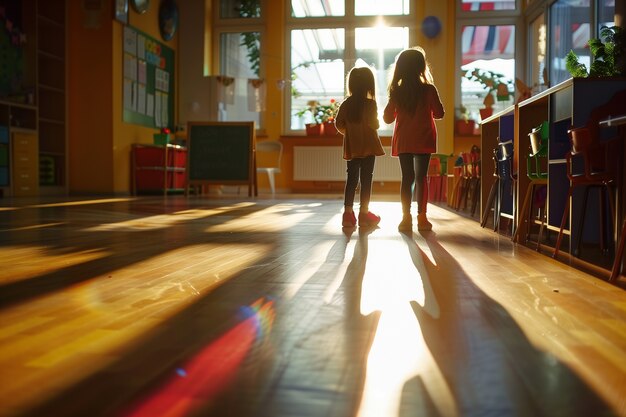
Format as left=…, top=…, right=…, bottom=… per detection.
left=536, top=206, right=547, bottom=252
left=554, top=187, right=574, bottom=259
left=513, top=182, right=534, bottom=243
left=574, top=186, right=591, bottom=258
left=268, top=171, right=276, bottom=195
left=610, top=218, right=626, bottom=282
left=481, top=179, right=498, bottom=228
left=471, top=178, right=481, bottom=216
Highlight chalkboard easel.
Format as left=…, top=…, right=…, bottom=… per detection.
left=186, top=121, right=257, bottom=196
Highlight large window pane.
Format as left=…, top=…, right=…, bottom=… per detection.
left=355, top=0, right=409, bottom=16
left=598, top=0, right=615, bottom=33
left=291, top=0, right=345, bottom=17
left=461, top=0, right=516, bottom=11
left=355, top=27, right=408, bottom=129
left=220, top=32, right=261, bottom=126
left=291, top=29, right=345, bottom=128
left=460, top=24, right=515, bottom=122
left=549, top=0, right=591, bottom=85
left=220, top=0, right=261, bottom=18
left=529, top=13, right=547, bottom=91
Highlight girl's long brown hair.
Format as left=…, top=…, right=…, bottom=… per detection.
left=388, top=47, right=434, bottom=114
left=345, top=67, right=376, bottom=123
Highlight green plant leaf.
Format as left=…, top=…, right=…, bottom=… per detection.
left=565, top=50, right=588, bottom=77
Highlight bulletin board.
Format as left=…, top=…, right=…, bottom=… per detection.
left=122, top=26, right=175, bottom=129
left=186, top=121, right=257, bottom=197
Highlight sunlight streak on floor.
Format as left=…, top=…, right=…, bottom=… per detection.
left=0, top=247, right=109, bottom=285
left=84, top=203, right=257, bottom=232
left=206, top=203, right=313, bottom=233
left=0, top=197, right=138, bottom=211
left=356, top=234, right=456, bottom=417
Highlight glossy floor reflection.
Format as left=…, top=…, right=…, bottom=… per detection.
left=0, top=195, right=625, bottom=417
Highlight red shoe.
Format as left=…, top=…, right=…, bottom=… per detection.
left=342, top=211, right=357, bottom=227
left=358, top=211, right=380, bottom=227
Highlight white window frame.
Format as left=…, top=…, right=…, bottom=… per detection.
left=213, top=1, right=266, bottom=132
left=284, top=2, right=416, bottom=135
left=455, top=3, right=523, bottom=121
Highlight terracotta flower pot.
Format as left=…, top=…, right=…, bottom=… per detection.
left=479, top=107, right=493, bottom=121
left=323, top=121, right=338, bottom=136
left=455, top=119, right=475, bottom=136
left=305, top=123, right=322, bottom=136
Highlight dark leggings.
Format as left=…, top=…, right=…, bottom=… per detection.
left=399, top=153, right=431, bottom=215
left=344, top=155, right=376, bottom=211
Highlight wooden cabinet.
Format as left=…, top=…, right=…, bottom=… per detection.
left=11, top=131, right=39, bottom=196
left=481, top=77, right=626, bottom=270
left=0, top=0, right=66, bottom=197
left=132, top=144, right=187, bottom=195
left=0, top=101, right=38, bottom=197
left=36, top=0, right=66, bottom=192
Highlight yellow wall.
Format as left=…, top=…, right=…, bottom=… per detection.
left=68, top=0, right=114, bottom=193
left=68, top=0, right=178, bottom=194
left=68, top=0, right=455, bottom=194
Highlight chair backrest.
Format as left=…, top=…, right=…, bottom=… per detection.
left=256, top=140, right=283, bottom=169
left=428, top=156, right=441, bottom=176
left=496, top=141, right=514, bottom=180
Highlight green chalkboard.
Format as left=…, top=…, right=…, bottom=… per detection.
left=186, top=122, right=257, bottom=195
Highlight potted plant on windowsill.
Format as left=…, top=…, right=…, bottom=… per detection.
left=296, top=99, right=339, bottom=136
left=455, top=105, right=476, bottom=136
left=464, top=68, right=515, bottom=121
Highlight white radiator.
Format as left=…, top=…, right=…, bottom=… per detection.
left=294, top=146, right=401, bottom=181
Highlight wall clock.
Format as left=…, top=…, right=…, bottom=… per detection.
left=158, top=0, right=179, bottom=42
left=131, top=0, right=150, bottom=14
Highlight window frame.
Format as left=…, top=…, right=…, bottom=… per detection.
left=457, top=0, right=521, bottom=18
left=455, top=14, right=523, bottom=123
left=284, top=1, right=416, bottom=135
left=213, top=1, right=267, bottom=132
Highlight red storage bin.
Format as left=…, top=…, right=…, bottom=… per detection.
left=135, top=170, right=167, bottom=191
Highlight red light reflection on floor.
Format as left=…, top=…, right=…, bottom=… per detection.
left=122, top=298, right=274, bottom=417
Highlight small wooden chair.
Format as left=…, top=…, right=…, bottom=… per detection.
left=256, top=140, right=283, bottom=195
left=514, top=122, right=549, bottom=247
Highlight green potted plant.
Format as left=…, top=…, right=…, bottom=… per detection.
left=464, top=68, right=515, bottom=120
left=566, top=25, right=625, bottom=78
left=296, top=99, right=339, bottom=136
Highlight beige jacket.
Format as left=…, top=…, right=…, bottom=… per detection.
left=335, top=97, right=385, bottom=160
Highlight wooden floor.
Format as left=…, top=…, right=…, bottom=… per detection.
left=1, top=194, right=626, bottom=417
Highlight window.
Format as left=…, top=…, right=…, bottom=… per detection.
left=219, top=32, right=262, bottom=127
left=457, top=1, right=519, bottom=125
left=214, top=0, right=264, bottom=128
left=529, top=13, right=547, bottom=91
left=220, top=0, right=261, bottom=18
left=549, top=0, right=592, bottom=86
left=287, top=0, right=414, bottom=134
left=459, top=24, right=516, bottom=123
left=461, top=0, right=516, bottom=12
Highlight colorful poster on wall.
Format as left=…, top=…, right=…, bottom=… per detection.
left=122, top=26, right=175, bottom=129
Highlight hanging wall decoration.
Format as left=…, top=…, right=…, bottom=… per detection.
left=131, top=0, right=150, bottom=14
left=158, top=0, right=178, bottom=41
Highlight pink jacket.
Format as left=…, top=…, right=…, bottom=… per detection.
left=383, top=84, right=444, bottom=155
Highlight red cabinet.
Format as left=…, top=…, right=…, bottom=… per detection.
left=131, top=144, right=187, bottom=195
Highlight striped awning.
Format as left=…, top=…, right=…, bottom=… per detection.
left=461, top=0, right=516, bottom=12
left=461, top=25, right=515, bottom=65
